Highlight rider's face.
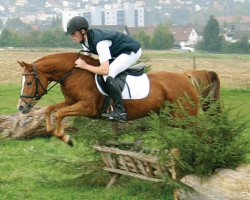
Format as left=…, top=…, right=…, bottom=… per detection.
left=70, top=30, right=85, bottom=43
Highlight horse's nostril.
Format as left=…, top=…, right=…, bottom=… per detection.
left=19, top=106, right=23, bottom=111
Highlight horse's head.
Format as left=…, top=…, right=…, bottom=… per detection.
left=17, top=61, right=49, bottom=114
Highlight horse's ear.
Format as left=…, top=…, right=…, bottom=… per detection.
left=17, top=61, right=25, bottom=69
left=17, top=61, right=33, bottom=70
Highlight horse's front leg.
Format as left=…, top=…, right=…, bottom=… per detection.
left=45, top=102, right=68, bottom=134
left=53, top=101, right=98, bottom=146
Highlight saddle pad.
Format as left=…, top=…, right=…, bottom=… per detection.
left=95, top=73, right=150, bottom=99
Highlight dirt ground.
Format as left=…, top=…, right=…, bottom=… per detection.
left=149, top=57, right=250, bottom=88
left=0, top=49, right=249, bottom=88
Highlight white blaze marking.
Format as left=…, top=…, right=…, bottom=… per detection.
left=18, top=76, right=26, bottom=108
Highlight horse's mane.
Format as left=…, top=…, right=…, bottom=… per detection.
left=35, top=52, right=100, bottom=67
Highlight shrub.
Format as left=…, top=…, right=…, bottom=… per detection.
left=144, top=101, right=249, bottom=177
left=68, top=100, right=249, bottom=191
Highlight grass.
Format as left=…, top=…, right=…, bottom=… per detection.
left=220, top=88, right=250, bottom=121
left=0, top=83, right=249, bottom=199
left=0, top=127, right=172, bottom=200
left=0, top=83, right=64, bottom=114
left=0, top=83, right=173, bottom=200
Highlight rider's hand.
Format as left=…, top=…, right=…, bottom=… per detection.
left=75, top=58, right=87, bottom=69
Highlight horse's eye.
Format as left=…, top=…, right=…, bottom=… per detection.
left=27, top=81, right=32, bottom=86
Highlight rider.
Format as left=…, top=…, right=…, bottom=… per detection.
left=65, top=16, right=142, bottom=122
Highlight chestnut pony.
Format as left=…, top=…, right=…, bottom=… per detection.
left=17, top=52, right=220, bottom=146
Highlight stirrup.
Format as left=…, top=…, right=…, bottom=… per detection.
left=101, top=111, right=127, bottom=122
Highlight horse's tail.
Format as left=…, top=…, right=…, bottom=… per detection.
left=208, top=71, right=220, bottom=101
left=203, top=70, right=221, bottom=113
left=185, top=70, right=221, bottom=113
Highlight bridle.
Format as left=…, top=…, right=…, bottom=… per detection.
left=20, top=63, right=73, bottom=108
left=19, top=50, right=87, bottom=107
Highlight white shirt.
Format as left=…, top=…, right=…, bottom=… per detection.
left=82, top=40, right=112, bottom=63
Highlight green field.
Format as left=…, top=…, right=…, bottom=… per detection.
left=0, top=84, right=175, bottom=200
left=0, top=82, right=249, bottom=200
left=1, top=47, right=250, bottom=199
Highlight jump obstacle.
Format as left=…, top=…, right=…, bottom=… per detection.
left=94, top=145, right=179, bottom=200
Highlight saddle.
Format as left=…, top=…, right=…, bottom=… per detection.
left=96, top=63, right=146, bottom=114
left=96, top=63, right=145, bottom=95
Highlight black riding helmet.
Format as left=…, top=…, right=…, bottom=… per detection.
left=65, top=16, right=89, bottom=35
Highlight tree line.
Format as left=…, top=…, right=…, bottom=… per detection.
left=0, top=17, right=175, bottom=49
left=0, top=16, right=249, bottom=54
left=0, top=28, right=76, bottom=48
left=0, top=23, right=175, bottom=50
left=134, top=23, right=175, bottom=50
left=134, top=16, right=250, bottom=54
left=195, top=15, right=250, bottom=54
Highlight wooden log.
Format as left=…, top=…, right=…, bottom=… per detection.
left=0, top=106, right=68, bottom=139
left=106, top=173, right=120, bottom=189
left=104, top=153, right=116, bottom=168
left=103, top=167, right=162, bottom=183
left=118, top=156, right=129, bottom=171
left=100, top=152, right=111, bottom=167
left=135, top=159, right=147, bottom=175
left=93, top=145, right=158, bottom=164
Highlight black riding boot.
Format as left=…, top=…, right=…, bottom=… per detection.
left=101, top=76, right=127, bottom=122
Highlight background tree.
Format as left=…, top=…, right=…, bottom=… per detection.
left=50, top=16, right=62, bottom=28
left=151, top=23, right=174, bottom=50
left=234, top=36, right=250, bottom=54
left=196, top=15, right=222, bottom=52
left=35, top=27, right=75, bottom=48
left=222, top=36, right=250, bottom=54
left=0, top=19, right=3, bottom=29
left=0, top=29, right=24, bottom=47
left=23, top=30, right=40, bottom=47
left=134, top=30, right=151, bottom=49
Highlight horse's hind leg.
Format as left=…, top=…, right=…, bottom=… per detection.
left=45, top=102, right=68, bottom=134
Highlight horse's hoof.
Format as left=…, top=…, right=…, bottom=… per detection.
left=45, top=133, right=53, bottom=138
left=47, top=129, right=55, bottom=135
left=67, top=136, right=74, bottom=147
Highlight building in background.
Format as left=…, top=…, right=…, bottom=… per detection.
left=62, top=2, right=144, bottom=31
left=170, top=26, right=200, bottom=49
left=129, top=25, right=200, bottom=51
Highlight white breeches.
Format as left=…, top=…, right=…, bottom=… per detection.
left=103, top=48, right=142, bottom=81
